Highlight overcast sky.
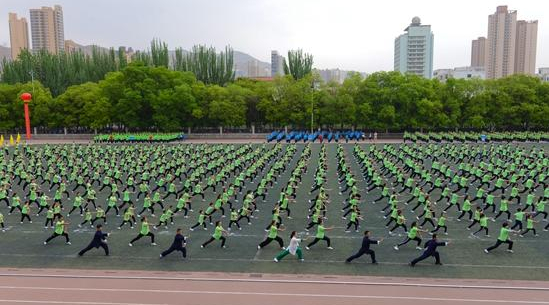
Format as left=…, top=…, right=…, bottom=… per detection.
left=1, top=0, right=547, bottom=72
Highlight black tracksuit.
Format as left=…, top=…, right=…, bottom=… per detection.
left=79, top=230, right=109, bottom=256
left=160, top=233, right=187, bottom=258
left=410, top=239, right=447, bottom=266
left=345, top=236, right=379, bottom=263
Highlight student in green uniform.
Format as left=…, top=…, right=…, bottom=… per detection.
left=79, top=208, right=93, bottom=228
left=8, top=195, right=22, bottom=215
left=44, top=207, right=55, bottom=228
left=138, top=194, right=154, bottom=217
left=345, top=207, right=362, bottom=232
left=534, top=200, right=547, bottom=220
left=306, top=220, right=334, bottom=250
left=44, top=216, right=71, bottom=245
left=511, top=208, right=525, bottom=230
left=520, top=214, right=539, bottom=237
left=0, top=212, right=4, bottom=232
left=91, top=204, right=107, bottom=224
left=228, top=209, right=240, bottom=230
left=258, top=220, right=285, bottom=249
left=201, top=221, right=227, bottom=248
left=457, top=196, right=473, bottom=221
left=484, top=222, right=515, bottom=253
left=118, top=208, right=134, bottom=229
left=154, top=207, right=172, bottom=230
left=394, top=222, right=425, bottom=250
left=468, top=207, right=482, bottom=230
left=472, top=212, right=490, bottom=237
left=67, top=193, right=84, bottom=216
left=20, top=202, right=32, bottom=224
left=190, top=210, right=207, bottom=231
left=431, top=213, right=448, bottom=235
left=129, top=216, right=156, bottom=246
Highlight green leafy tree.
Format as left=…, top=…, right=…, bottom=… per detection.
left=283, top=49, right=313, bottom=80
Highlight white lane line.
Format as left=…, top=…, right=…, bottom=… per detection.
left=0, top=287, right=547, bottom=304
left=1, top=253, right=549, bottom=270
left=0, top=300, right=166, bottom=305
left=0, top=275, right=548, bottom=291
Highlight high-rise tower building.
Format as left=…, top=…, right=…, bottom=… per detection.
left=29, top=5, right=65, bottom=54
left=8, top=13, right=30, bottom=59
left=394, top=17, right=434, bottom=79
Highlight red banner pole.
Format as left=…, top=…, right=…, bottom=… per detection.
left=24, top=102, right=31, bottom=140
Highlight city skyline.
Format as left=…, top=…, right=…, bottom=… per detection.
left=1, top=0, right=548, bottom=73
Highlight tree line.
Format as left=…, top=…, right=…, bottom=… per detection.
left=0, top=40, right=548, bottom=132
left=0, top=63, right=548, bottom=132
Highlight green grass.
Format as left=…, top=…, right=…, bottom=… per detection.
left=1, top=143, right=548, bottom=280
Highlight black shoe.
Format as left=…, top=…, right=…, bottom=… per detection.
left=435, top=262, right=443, bottom=265
left=409, top=262, right=415, bottom=267
left=372, top=261, right=378, bottom=265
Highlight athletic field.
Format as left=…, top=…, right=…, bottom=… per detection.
left=1, top=143, right=548, bottom=281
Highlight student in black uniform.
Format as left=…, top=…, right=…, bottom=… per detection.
left=160, top=228, right=187, bottom=259
left=410, top=234, right=448, bottom=267
left=78, top=224, right=109, bottom=256
left=345, top=230, right=382, bottom=264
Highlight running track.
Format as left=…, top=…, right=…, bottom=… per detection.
left=0, top=268, right=548, bottom=305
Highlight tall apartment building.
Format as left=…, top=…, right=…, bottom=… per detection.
left=8, top=13, right=30, bottom=59
left=394, top=17, right=434, bottom=79
left=29, top=5, right=65, bottom=54
left=485, top=6, right=517, bottom=79
left=271, top=50, right=285, bottom=77
left=514, top=20, right=538, bottom=75
left=482, top=6, right=538, bottom=78
left=471, top=37, right=486, bottom=67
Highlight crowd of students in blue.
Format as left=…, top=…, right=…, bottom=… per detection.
left=267, top=131, right=366, bottom=143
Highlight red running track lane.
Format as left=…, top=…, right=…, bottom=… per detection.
left=0, top=268, right=548, bottom=305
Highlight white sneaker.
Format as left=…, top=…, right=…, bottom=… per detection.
left=305, top=246, right=310, bottom=250
left=416, top=246, right=422, bottom=250
left=327, top=246, right=334, bottom=250
left=274, top=258, right=278, bottom=263
left=393, top=245, right=399, bottom=251
left=257, top=245, right=261, bottom=250
left=484, top=249, right=489, bottom=254
left=66, top=242, right=71, bottom=245
left=128, top=243, right=133, bottom=247
left=151, top=243, right=157, bottom=246
left=507, top=249, right=514, bottom=253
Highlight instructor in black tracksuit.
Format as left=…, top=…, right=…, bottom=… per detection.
left=160, top=228, right=187, bottom=259
left=345, top=231, right=382, bottom=264
left=78, top=224, right=109, bottom=256
left=410, top=234, right=448, bottom=266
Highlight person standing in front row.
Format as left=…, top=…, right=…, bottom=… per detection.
left=274, top=231, right=308, bottom=262
left=129, top=216, right=156, bottom=247
left=484, top=222, right=516, bottom=254
left=78, top=224, right=109, bottom=256
left=44, top=215, right=71, bottom=245
left=410, top=234, right=448, bottom=267
left=345, top=230, right=382, bottom=264
left=160, top=228, right=187, bottom=259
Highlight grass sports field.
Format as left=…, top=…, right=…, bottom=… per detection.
left=1, top=142, right=548, bottom=281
